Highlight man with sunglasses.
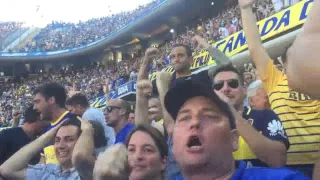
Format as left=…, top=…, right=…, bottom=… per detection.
left=211, top=64, right=289, bottom=168
left=104, top=99, right=134, bottom=144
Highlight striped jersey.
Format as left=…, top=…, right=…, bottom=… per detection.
left=43, top=111, right=71, bottom=164
left=261, top=60, right=320, bottom=165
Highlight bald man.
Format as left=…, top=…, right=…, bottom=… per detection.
left=104, top=99, right=134, bottom=144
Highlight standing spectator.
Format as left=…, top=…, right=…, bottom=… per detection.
left=0, top=105, right=49, bottom=165
left=33, top=82, right=72, bottom=164
left=240, top=0, right=320, bottom=176
left=66, top=93, right=116, bottom=148
left=104, top=99, right=134, bottom=144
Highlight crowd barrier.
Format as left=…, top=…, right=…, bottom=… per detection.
left=89, top=0, right=313, bottom=108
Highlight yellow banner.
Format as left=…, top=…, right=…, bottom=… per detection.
left=149, top=0, right=313, bottom=81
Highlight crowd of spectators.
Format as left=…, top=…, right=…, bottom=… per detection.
left=0, top=22, right=24, bottom=50
left=0, top=0, right=277, bottom=127
left=18, top=0, right=162, bottom=53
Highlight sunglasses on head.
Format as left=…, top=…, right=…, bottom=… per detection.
left=105, top=106, right=121, bottom=112
left=213, top=79, right=240, bottom=91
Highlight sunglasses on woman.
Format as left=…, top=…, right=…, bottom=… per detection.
left=213, top=79, right=240, bottom=91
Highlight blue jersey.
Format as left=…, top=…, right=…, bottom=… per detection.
left=174, top=161, right=310, bottom=180
left=115, top=123, right=135, bottom=144
left=233, top=107, right=290, bottom=167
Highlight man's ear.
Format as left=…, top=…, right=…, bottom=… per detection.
left=48, top=96, right=55, bottom=105
left=230, top=129, right=239, bottom=152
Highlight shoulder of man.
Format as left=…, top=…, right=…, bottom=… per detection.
left=241, top=167, right=310, bottom=180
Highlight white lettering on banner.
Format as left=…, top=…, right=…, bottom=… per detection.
left=118, top=85, right=129, bottom=95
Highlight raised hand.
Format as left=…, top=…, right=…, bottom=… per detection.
left=192, top=35, right=210, bottom=49
left=103, top=78, right=110, bottom=95
left=136, top=80, right=153, bottom=98
left=156, top=72, right=172, bottom=92
left=238, top=0, right=256, bottom=9
left=77, top=116, right=93, bottom=131
left=93, top=144, right=128, bottom=180
left=143, top=48, right=161, bottom=65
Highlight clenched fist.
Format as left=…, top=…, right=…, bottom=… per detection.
left=143, top=48, right=161, bottom=64
left=93, top=144, right=128, bottom=180
left=137, top=80, right=153, bottom=98
left=156, top=72, right=172, bottom=93
left=239, top=0, right=255, bottom=9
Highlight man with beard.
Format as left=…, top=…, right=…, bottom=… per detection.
left=104, top=99, right=134, bottom=144
left=33, top=82, right=71, bottom=164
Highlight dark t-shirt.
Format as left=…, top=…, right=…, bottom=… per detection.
left=234, top=107, right=290, bottom=167
left=152, top=70, right=211, bottom=95
left=0, top=127, right=40, bottom=165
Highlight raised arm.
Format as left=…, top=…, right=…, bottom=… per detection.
left=0, top=123, right=60, bottom=180
left=138, top=48, right=161, bottom=81
left=239, top=0, right=271, bottom=79
left=135, top=80, right=153, bottom=125
left=156, top=72, right=174, bottom=136
left=286, top=0, right=320, bottom=98
left=103, top=78, right=111, bottom=101
left=72, top=117, right=95, bottom=180
left=193, top=35, right=231, bottom=66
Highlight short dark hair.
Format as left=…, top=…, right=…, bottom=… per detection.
left=173, top=44, right=192, bottom=57
left=125, top=124, right=168, bottom=159
left=59, top=115, right=82, bottom=137
left=66, top=93, right=89, bottom=108
left=23, top=105, right=40, bottom=124
left=34, top=82, right=67, bottom=108
left=119, top=99, right=131, bottom=118
left=211, top=64, right=244, bottom=86
left=58, top=115, right=107, bottom=148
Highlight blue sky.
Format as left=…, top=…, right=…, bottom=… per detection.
left=0, top=0, right=152, bottom=26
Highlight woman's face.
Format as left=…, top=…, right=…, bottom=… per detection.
left=128, top=131, right=166, bottom=180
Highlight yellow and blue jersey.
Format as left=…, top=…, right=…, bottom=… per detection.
left=262, top=59, right=320, bottom=165
left=42, top=111, right=71, bottom=164
left=233, top=107, right=290, bottom=167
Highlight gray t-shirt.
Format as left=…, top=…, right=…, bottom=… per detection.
left=82, top=107, right=115, bottom=148
left=26, top=164, right=80, bottom=180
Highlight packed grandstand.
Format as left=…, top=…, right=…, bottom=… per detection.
left=0, top=0, right=280, bottom=125
left=1, top=0, right=319, bottom=179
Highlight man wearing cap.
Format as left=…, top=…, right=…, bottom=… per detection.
left=211, top=64, right=289, bottom=168
left=164, top=79, right=309, bottom=180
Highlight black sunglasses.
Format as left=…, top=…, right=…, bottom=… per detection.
left=105, top=106, right=121, bottom=112
left=213, top=79, right=240, bottom=91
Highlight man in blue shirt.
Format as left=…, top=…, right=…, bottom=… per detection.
left=164, top=80, right=309, bottom=180
left=104, top=99, right=134, bottom=144
left=66, top=93, right=115, bottom=147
